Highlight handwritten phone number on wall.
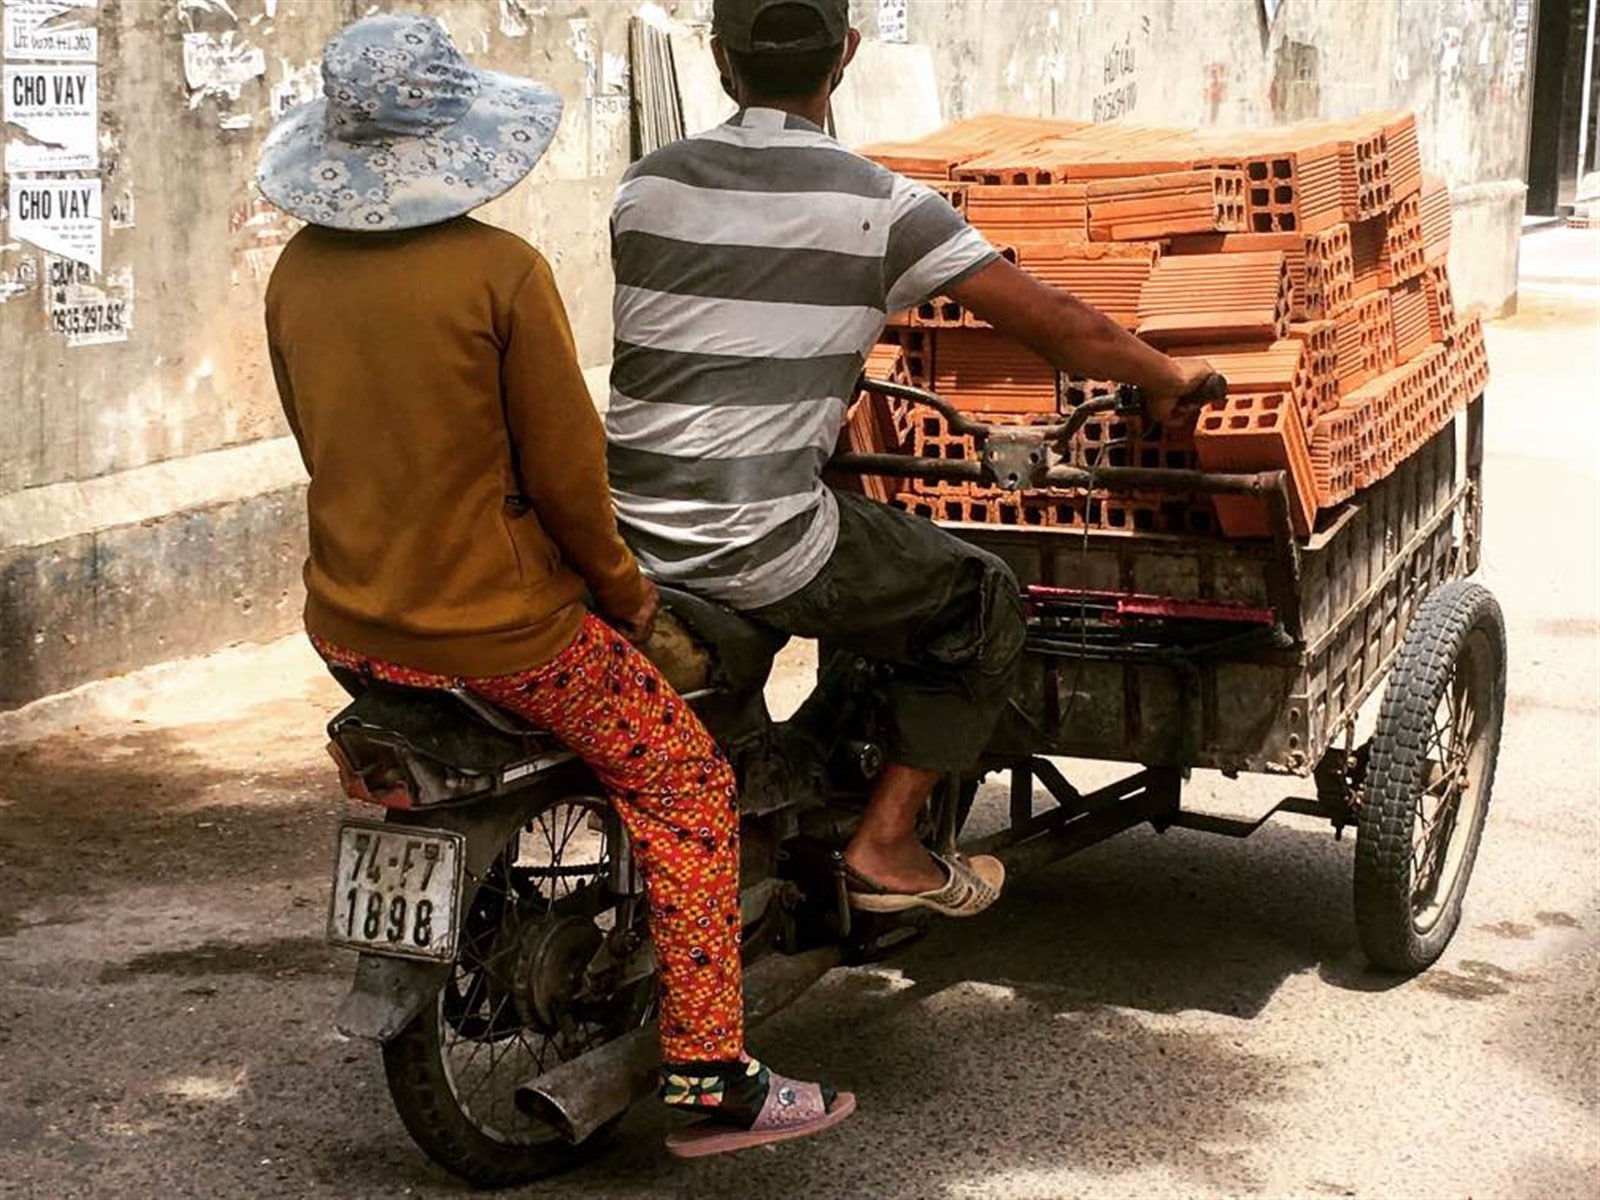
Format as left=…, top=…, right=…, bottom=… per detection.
left=50, top=300, right=126, bottom=336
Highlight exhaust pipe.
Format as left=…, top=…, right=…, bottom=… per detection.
left=515, top=944, right=841, bottom=1145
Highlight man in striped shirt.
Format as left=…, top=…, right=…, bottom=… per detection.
left=608, top=0, right=1213, bottom=910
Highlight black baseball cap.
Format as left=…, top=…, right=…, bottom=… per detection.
left=712, top=0, right=849, bottom=53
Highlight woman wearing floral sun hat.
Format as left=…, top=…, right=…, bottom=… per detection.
left=257, top=11, right=853, bottom=1169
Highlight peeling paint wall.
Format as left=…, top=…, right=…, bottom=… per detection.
left=1, top=0, right=1531, bottom=500
left=0, top=0, right=651, bottom=498
left=860, top=0, right=1531, bottom=192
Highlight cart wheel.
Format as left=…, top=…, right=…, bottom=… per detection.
left=1354, top=581, right=1506, bottom=972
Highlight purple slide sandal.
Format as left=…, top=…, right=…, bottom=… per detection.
left=665, top=1074, right=857, bottom=1159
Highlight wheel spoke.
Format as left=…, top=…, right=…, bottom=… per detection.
left=1423, top=766, right=1461, bottom=802
left=461, top=1012, right=510, bottom=1107
left=1452, top=694, right=1477, bottom=767
left=1430, top=697, right=1453, bottom=749
left=557, top=803, right=582, bottom=856
left=1445, top=674, right=1471, bottom=764
left=423, top=794, right=652, bottom=1150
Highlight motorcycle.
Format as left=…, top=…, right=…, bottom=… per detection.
left=319, top=380, right=1222, bottom=1186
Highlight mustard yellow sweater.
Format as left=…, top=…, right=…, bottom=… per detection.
left=265, top=217, right=645, bottom=677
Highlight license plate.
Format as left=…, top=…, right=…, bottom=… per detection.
left=327, top=820, right=465, bottom=962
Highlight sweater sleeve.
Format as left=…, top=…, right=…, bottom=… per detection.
left=502, top=254, right=648, bottom=620
left=266, top=336, right=312, bottom=476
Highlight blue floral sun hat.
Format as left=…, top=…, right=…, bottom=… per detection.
left=256, top=13, right=563, bottom=232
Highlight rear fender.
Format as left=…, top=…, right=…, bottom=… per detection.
left=334, top=758, right=595, bottom=1041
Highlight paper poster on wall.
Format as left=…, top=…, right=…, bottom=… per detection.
left=269, top=59, right=320, bottom=120
left=44, top=254, right=129, bottom=345
left=182, top=31, right=265, bottom=102
left=877, top=0, right=908, bottom=44
left=7, top=178, right=100, bottom=272
left=3, top=64, right=97, bottom=172
left=3, top=0, right=98, bottom=63
left=107, top=186, right=133, bottom=228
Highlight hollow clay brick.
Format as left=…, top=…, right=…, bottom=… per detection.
left=1013, top=241, right=1160, bottom=328
left=1422, top=263, right=1458, bottom=343
left=1351, top=216, right=1387, bottom=298
left=954, top=124, right=1192, bottom=185
left=1136, top=251, right=1292, bottom=345
left=1448, top=314, right=1490, bottom=411
left=1310, top=406, right=1360, bottom=507
left=965, top=183, right=1090, bottom=245
left=1163, top=339, right=1318, bottom=431
left=1327, top=115, right=1393, bottom=220
left=932, top=329, right=1059, bottom=415
left=1333, top=309, right=1375, bottom=393
left=1085, top=169, right=1247, bottom=240
left=1383, top=193, right=1427, bottom=285
left=1420, top=175, right=1452, bottom=265
left=1193, top=134, right=1345, bottom=235
left=1287, top=320, right=1341, bottom=415
left=1354, top=289, right=1398, bottom=377
left=877, top=327, right=933, bottom=387
left=1380, top=111, right=1423, bottom=200
left=1193, top=391, right=1318, bottom=537
left=1388, top=277, right=1433, bottom=362
left=861, top=114, right=1091, bottom=180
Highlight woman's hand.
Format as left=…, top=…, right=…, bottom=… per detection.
left=613, top=577, right=661, bottom=644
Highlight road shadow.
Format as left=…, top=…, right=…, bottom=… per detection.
left=460, top=818, right=1394, bottom=1199
left=4, top=717, right=1421, bottom=1198
left=0, top=720, right=341, bottom=937
left=882, top=817, right=1399, bottom=1017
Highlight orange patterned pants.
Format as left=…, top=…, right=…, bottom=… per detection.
left=314, top=615, right=744, bottom=1063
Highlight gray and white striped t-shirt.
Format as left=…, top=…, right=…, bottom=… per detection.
left=605, top=107, right=997, bottom=610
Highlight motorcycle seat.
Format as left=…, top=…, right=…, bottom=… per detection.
left=327, top=669, right=556, bottom=777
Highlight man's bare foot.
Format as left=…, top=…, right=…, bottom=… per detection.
left=842, top=836, right=948, bottom=895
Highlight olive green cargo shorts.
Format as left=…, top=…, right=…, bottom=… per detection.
left=746, top=490, right=1025, bottom=773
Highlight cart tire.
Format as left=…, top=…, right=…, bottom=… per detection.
left=1354, top=581, right=1506, bottom=973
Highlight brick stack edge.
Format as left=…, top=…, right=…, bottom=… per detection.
left=843, top=110, right=1488, bottom=539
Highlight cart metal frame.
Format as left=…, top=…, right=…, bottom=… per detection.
left=833, top=386, right=1487, bottom=863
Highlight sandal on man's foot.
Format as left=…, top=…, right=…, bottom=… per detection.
left=841, top=851, right=1004, bottom=918
left=661, top=1058, right=855, bottom=1159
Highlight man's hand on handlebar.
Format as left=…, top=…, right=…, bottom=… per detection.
left=1146, top=357, right=1224, bottom=425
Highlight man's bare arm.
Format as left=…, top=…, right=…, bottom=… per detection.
left=945, top=257, right=1214, bottom=422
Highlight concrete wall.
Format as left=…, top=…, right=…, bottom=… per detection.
left=0, top=0, right=1534, bottom=708
left=0, top=0, right=648, bottom=707
left=847, top=0, right=1533, bottom=315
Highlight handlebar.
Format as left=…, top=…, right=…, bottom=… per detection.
left=860, top=371, right=1230, bottom=453
left=851, top=370, right=1230, bottom=493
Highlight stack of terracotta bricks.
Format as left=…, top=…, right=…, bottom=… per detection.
left=846, top=110, right=1488, bottom=539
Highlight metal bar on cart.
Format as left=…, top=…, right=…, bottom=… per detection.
left=972, top=766, right=1181, bottom=878
left=1161, top=796, right=1336, bottom=838
left=832, top=454, right=1306, bottom=640
left=1026, top=586, right=1278, bottom=626
left=829, top=453, right=1288, bottom=499
left=1465, top=395, right=1485, bottom=575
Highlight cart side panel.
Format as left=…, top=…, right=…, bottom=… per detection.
left=968, top=420, right=1467, bottom=776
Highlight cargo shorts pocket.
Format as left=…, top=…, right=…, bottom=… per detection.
left=920, top=556, right=1025, bottom=680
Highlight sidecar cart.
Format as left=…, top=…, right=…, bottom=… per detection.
left=834, top=382, right=1502, bottom=973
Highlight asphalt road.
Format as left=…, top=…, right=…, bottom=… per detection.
left=2, top=228, right=1596, bottom=1199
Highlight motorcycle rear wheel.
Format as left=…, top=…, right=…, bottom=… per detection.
left=381, top=794, right=647, bottom=1187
